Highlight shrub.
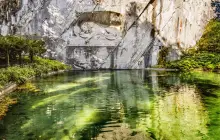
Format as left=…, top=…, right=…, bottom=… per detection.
left=6, top=66, right=35, bottom=84
left=197, top=20, right=220, bottom=53
left=166, top=59, right=198, bottom=71
left=0, top=73, right=9, bottom=88
left=215, top=63, right=220, bottom=71
left=166, top=52, right=220, bottom=71
left=0, top=57, right=70, bottom=88
left=164, top=19, right=220, bottom=72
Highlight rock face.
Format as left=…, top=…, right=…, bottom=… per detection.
left=0, top=0, right=215, bottom=69
left=212, top=0, right=220, bottom=19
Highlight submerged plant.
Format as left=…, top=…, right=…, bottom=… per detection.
left=17, top=82, right=40, bottom=93
left=0, top=96, right=17, bottom=120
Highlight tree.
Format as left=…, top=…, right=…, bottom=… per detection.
left=197, top=20, right=220, bottom=53
left=0, top=36, right=13, bottom=67
left=0, top=35, right=47, bottom=66
left=27, top=39, right=46, bottom=63
left=13, top=36, right=27, bottom=65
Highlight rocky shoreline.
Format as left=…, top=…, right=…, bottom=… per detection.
left=0, top=70, right=66, bottom=97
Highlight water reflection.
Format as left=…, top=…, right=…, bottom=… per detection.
left=147, top=85, right=208, bottom=140
left=0, top=70, right=218, bottom=140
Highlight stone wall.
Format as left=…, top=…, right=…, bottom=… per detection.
left=0, top=0, right=215, bottom=69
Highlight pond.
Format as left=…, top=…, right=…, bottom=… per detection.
left=0, top=70, right=220, bottom=140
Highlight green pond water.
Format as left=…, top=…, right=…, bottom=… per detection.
left=0, top=70, right=220, bottom=140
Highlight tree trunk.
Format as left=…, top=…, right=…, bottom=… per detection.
left=6, top=49, right=10, bottom=67
left=29, top=51, right=34, bottom=63
left=19, top=51, right=22, bottom=66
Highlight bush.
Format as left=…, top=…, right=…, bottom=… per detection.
left=214, top=63, right=220, bottom=71
left=0, top=57, right=70, bottom=89
left=6, top=66, right=35, bottom=83
left=0, top=73, right=9, bottom=88
left=165, top=52, right=220, bottom=71
left=197, top=20, right=220, bottom=53
left=34, top=57, right=70, bottom=72
left=164, top=19, right=220, bottom=72
left=166, top=59, right=198, bottom=71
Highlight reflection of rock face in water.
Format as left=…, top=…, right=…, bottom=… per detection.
left=96, top=122, right=151, bottom=140
left=131, top=71, right=209, bottom=140
left=145, top=85, right=208, bottom=140
left=0, top=71, right=211, bottom=140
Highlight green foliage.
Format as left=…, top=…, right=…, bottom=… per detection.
left=17, top=82, right=40, bottom=93
left=165, top=20, right=220, bottom=72
left=0, top=35, right=71, bottom=89
left=27, top=39, right=46, bottom=62
left=158, top=47, right=169, bottom=66
left=32, top=57, right=71, bottom=76
left=197, top=20, right=220, bottom=53
left=0, top=73, right=9, bottom=87
left=35, top=57, right=69, bottom=72
left=2, top=66, right=35, bottom=84
left=0, top=96, right=17, bottom=120
left=0, top=58, right=70, bottom=89
left=166, top=52, right=220, bottom=71
left=215, top=63, right=220, bottom=70
left=0, top=35, right=46, bottom=66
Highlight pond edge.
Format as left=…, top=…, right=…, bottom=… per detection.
left=0, top=70, right=67, bottom=98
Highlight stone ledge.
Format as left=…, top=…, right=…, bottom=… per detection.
left=0, top=83, right=17, bottom=97
left=0, top=70, right=66, bottom=97
left=145, top=68, right=179, bottom=71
